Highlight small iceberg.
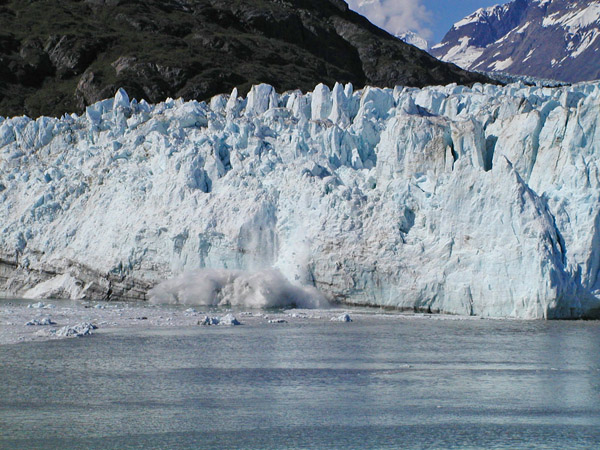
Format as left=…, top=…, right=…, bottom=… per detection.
left=27, top=302, right=55, bottom=309
left=330, top=313, right=352, bottom=322
left=219, top=314, right=241, bottom=326
left=198, top=314, right=241, bottom=326
left=26, top=317, right=56, bottom=326
left=54, top=322, right=97, bottom=337
left=198, top=316, right=220, bottom=326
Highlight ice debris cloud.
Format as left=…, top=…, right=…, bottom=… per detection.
left=149, top=268, right=329, bottom=309
left=1, top=81, right=600, bottom=319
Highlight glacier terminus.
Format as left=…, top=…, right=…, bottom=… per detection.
left=1, top=80, right=600, bottom=319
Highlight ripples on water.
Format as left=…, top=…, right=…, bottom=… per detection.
left=2, top=315, right=600, bottom=449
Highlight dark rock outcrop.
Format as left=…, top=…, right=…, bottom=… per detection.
left=0, top=0, right=489, bottom=118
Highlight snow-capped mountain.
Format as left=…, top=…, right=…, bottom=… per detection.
left=431, top=0, right=600, bottom=83
left=1, top=81, right=600, bottom=319
left=397, top=31, right=429, bottom=51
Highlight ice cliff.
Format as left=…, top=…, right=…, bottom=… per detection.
left=1, top=80, right=599, bottom=319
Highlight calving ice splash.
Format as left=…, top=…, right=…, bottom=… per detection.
left=148, top=268, right=328, bottom=309
left=1, top=80, right=600, bottom=319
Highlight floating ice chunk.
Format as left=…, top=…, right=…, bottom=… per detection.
left=54, top=323, right=97, bottom=337
left=25, top=317, right=56, bottom=326
left=268, top=318, right=288, bottom=324
left=219, top=313, right=241, bottom=326
left=331, top=313, right=352, bottom=322
left=198, top=316, right=220, bottom=325
left=27, top=302, right=55, bottom=309
left=290, top=313, right=308, bottom=318
left=198, top=314, right=240, bottom=326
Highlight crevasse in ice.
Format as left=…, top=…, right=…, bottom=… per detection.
left=1, top=80, right=599, bottom=319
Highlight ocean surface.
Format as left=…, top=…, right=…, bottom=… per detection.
left=2, top=307, right=600, bottom=449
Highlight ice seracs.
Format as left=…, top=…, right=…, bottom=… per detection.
left=1, top=79, right=600, bottom=319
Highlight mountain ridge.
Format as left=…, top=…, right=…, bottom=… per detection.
left=431, top=0, right=600, bottom=83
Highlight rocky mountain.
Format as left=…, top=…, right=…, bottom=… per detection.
left=0, top=0, right=488, bottom=118
left=1, top=80, right=599, bottom=319
left=431, top=0, right=600, bottom=83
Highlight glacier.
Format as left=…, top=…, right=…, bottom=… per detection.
left=1, top=80, right=600, bottom=319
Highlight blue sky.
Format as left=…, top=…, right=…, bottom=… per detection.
left=346, top=0, right=508, bottom=44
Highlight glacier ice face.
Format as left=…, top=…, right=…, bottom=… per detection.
left=1, top=80, right=600, bottom=319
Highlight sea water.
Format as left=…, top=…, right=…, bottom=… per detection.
left=1, top=312, right=600, bottom=449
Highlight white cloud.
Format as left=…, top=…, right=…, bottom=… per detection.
left=345, top=0, right=434, bottom=40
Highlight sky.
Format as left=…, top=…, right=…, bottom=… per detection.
left=346, top=0, right=507, bottom=44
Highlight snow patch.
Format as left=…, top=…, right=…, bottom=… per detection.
left=543, top=2, right=600, bottom=31
left=570, top=29, right=600, bottom=58
left=438, top=36, right=485, bottom=69
left=490, top=57, right=514, bottom=71
left=397, top=31, right=429, bottom=51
